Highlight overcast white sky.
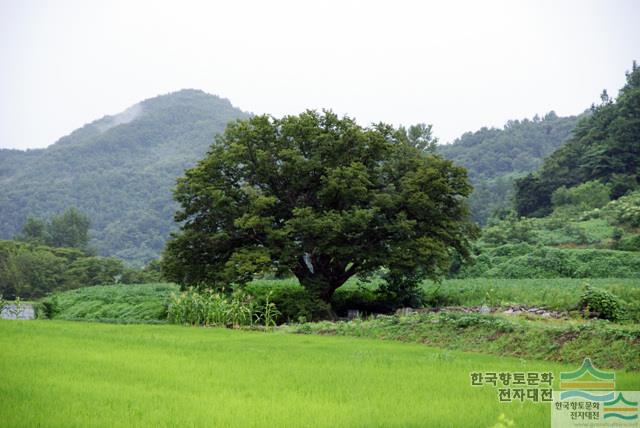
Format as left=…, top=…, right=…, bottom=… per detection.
left=1, top=0, right=638, bottom=150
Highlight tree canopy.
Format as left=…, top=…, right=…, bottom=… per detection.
left=17, top=207, right=90, bottom=251
left=163, top=110, right=477, bottom=303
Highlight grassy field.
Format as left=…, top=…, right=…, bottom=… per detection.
left=1, top=321, right=638, bottom=427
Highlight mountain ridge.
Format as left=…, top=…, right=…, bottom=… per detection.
left=0, top=89, right=250, bottom=265
left=0, top=90, right=585, bottom=264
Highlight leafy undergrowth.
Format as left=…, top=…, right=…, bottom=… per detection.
left=41, top=283, right=177, bottom=323
left=293, top=312, right=640, bottom=371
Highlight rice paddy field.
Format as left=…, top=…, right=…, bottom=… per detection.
left=1, top=320, right=639, bottom=427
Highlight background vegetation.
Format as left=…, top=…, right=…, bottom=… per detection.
left=39, top=277, right=640, bottom=324
left=0, top=90, right=249, bottom=266
left=515, top=62, right=640, bottom=217
left=0, top=240, right=160, bottom=299
left=437, top=111, right=581, bottom=224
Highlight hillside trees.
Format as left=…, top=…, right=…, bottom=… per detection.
left=163, top=110, right=478, bottom=305
left=515, top=62, right=640, bottom=216
left=0, top=239, right=162, bottom=299
left=16, top=207, right=90, bottom=251
left=437, top=111, right=581, bottom=224
left=0, top=89, right=250, bottom=265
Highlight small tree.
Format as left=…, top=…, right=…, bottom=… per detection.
left=17, top=217, right=48, bottom=244
left=48, top=208, right=91, bottom=250
left=163, top=110, right=477, bottom=304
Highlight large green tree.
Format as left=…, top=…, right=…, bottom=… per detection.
left=163, top=110, right=477, bottom=303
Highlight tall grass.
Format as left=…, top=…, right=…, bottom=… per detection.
left=167, top=288, right=280, bottom=328
left=42, top=283, right=177, bottom=323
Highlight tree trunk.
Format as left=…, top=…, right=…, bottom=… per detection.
left=292, top=254, right=358, bottom=310
left=295, top=272, right=342, bottom=303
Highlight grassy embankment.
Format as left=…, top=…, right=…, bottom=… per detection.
left=45, top=278, right=640, bottom=322
left=35, top=279, right=640, bottom=370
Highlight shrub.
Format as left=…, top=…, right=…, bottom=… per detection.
left=493, top=248, right=577, bottom=278
left=247, top=283, right=330, bottom=323
left=603, top=191, right=640, bottom=227
left=481, top=215, right=535, bottom=245
left=552, top=181, right=610, bottom=211
left=39, top=295, right=60, bottom=319
left=578, top=285, right=624, bottom=321
left=422, top=284, right=462, bottom=307
left=332, top=287, right=400, bottom=315
left=617, top=235, right=640, bottom=251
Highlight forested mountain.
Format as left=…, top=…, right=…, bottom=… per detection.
left=0, top=85, right=609, bottom=265
left=437, top=112, right=582, bottom=224
left=0, top=90, right=250, bottom=265
left=515, top=63, right=640, bottom=217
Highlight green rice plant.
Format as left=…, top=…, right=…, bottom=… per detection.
left=6, top=321, right=640, bottom=427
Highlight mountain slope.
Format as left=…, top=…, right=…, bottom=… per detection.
left=437, top=111, right=582, bottom=224
left=515, top=64, right=640, bottom=217
left=0, top=89, right=250, bottom=265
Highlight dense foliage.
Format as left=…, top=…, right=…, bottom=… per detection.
left=39, top=283, right=173, bottom=322
left=458, top=244, right=640, bottom=279
left=437, top=111, right=580, bottom=224
left=163, top=110, right=477, bottom=303
left=515, top=62, right=640, bottom=217
left=16, top=207, right=91, bottom=250
left=460, top=182, right=640, bottom=281
left=0, top=90, right=249, bottom=265
left=0, top=240, right=161, bottom=299
left=578, top=285, right=624, bottom=321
